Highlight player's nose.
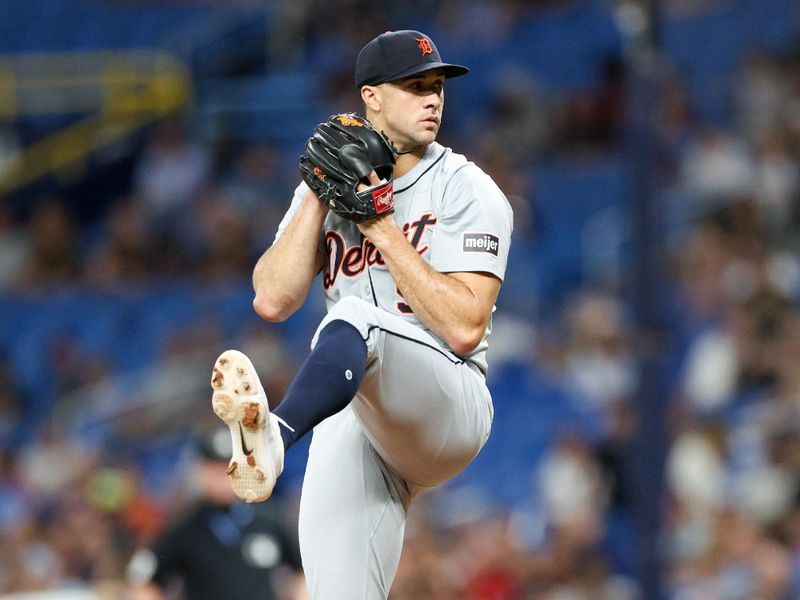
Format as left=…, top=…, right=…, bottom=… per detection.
left=423, top=91, right=441, bottom=109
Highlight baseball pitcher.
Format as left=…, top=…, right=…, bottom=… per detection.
left=210, top=29, right=513, bottom=599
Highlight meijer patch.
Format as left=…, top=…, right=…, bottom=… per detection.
left=462, top=233, right=499, bottom=256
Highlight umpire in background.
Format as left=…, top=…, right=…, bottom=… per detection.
left=127, top=428, right=306, bottom=600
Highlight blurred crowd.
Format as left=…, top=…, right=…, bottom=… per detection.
left=3, top=0, right=800, bottom=598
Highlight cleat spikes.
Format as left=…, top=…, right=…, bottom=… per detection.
left=242, top=403, right=260, bottom=429
left=212, top=394, right=233, bottom=421
left=211, top=349, right=284, bottom=504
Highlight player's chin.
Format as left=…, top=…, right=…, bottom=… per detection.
left=416, top=127, right=438, bottom=145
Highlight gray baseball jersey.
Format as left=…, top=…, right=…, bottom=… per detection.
left=276, top=141, right=512, bottom=374
left=274, top=140, right=512, bottom=599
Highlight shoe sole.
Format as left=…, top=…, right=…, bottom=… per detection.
left=210, top=349, right=277, bottom=503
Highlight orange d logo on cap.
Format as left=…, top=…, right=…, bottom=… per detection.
left=416, top=37, right=433, bottom=56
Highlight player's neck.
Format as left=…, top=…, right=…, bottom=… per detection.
left=393, top=144, right=427, bottom=178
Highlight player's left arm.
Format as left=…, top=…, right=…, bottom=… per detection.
left=358, top=216, right=501, bottom=355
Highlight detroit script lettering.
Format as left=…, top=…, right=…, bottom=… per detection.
left=323, top=213, right=438, bottom=289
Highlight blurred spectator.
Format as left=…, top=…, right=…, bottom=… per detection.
left=127, top=427, right=305, bottom=600
left=0, top=449, right=31, bottom=539
left=0, top=358, right=25, bottom=448
left=17, top=425, right=95, bottom=503
left=48, top=488, right=127, bottom=584
left=0, top=125, right=22, bottom=184
left=22, top=196, right=80, bottom=287
left=735, top=51, right=790, bottom=146
left=595, top=399, right=637, bottom=516
left=219, top=142, right=291, bottom=244
left=679, top=129, right=756, bottom=203
left=193, top=187, right=254, bottom=280
left=219, top=143, right=281, bottom=212
left=0, top=203, right=31, bottom=288
left=673, top=217, right=732, bottom=322
left=132, top=121, right=212, bottom=232
left=0, top=439, right=131, bottom=594
left=751, top=131, right=799, bottom=239
left=538, top=433, right=609, bottom=527
left=480, top=67, right=552, bottom=161
left=551, top=56, right=626, bottom=156
left=667, top=424, right=726, bottom=512
left=563, top=291, right=637, bottom=411
left=668, top=506, right=797, bottom=598
left=83, top=195, right=160, bottom=286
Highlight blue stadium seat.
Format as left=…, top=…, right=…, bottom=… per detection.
left=511, top=0, right=622, bottom=92
left=662, top=5, right=742, bottom=126
left=739, top=0, right=798, bottom=52
left=530, top=159, right=628, bottom=300
left=455, top=360, right=603, bottom=505
left=195, top=279, right=258, bottom=340
left=195, top=74, right=328, bottom=142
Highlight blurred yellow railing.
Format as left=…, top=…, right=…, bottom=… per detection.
left=0, top=50, right=191, bottom=195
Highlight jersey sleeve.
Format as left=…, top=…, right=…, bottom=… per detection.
left=273, top=181, right=310, bottom=244
left=428, top=165, right=513, bottom=281
left=272, top=181, right=326, bottom=254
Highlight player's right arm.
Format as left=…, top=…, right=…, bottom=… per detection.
left=252, top=188, right=327, bottom=322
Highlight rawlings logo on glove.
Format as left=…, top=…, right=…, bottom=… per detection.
left=300, top=113, right=398, bottom=223
left=370, top=182, right=394, bottom=214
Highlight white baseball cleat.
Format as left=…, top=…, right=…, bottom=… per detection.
left=210, top=349, right=284, bottom=503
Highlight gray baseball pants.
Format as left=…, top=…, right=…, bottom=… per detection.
left=297, top=297, right=493, bottom=599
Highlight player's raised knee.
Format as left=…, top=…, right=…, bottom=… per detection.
left=318, top=296, right=375, bottom=335
left=328, top=296, right=374, bottom=320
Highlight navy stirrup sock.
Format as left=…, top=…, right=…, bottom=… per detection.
left=273, top=320, right=367, bottom=450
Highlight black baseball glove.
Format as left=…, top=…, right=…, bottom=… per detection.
left=300, top=113, right=398, bottom=223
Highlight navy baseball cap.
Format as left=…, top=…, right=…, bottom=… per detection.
left=355, top=30, right=469, bottom=88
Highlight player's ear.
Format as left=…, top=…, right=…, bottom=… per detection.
left=360, top=85, right=381, bottom=113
